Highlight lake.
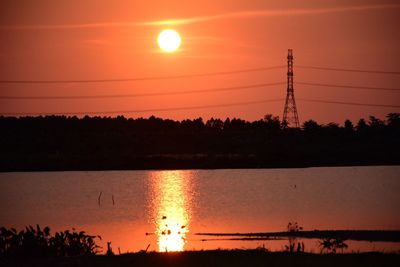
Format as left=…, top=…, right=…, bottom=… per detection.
left=1, top=166, right=399, bottom=253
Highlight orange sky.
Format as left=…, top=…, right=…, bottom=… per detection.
left=0, top=0, right=399, bottom=124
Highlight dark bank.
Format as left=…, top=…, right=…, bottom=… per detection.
left=1, top=113, right=399, bottom=172
left=2, top=250, right=400, bottom=267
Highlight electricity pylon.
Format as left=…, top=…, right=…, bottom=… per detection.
left=282, top=49, right=300, bottom=128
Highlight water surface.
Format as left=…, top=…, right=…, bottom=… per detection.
left=1, top=166, right=399, bottom=253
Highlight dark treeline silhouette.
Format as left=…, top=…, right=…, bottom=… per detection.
left=0, top=113, right=399, bottom=171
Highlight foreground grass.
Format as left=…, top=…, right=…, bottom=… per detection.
left=2, top=250, right=400, bottom=267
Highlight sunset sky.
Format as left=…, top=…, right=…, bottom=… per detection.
left=0, top=0, right=399, bottom=124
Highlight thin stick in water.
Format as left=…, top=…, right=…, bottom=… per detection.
left=98, top=191, right=102, bottom=206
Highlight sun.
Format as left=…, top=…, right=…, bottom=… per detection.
left=157, top=29, right=181, bottom=53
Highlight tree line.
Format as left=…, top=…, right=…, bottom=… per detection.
left=0, top=113, right=399, bottom=171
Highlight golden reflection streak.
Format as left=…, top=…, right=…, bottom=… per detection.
left=149, top=170, right=193, bottom=252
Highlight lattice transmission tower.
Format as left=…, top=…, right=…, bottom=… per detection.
left=282, top=49, right=300, bottom=128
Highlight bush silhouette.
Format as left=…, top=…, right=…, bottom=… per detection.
left=0, top=225, right=101, bottom=257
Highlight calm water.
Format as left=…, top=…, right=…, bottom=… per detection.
left=1, top=166, right=399, bottom=253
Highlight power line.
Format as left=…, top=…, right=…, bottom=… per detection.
left=297, top=82, right=400, bottom=91
left=2, top=81, right=398, bottom=100
left=297, top=65, right=400, bottom=75
left=0, top=82, right=285, bottom=100
left=0, top=65, right=286, bottom=84
left=2, top=97, right=399, bottom=116
left=0, top=98, right=284, bottom=116
left=1, top=64, right=398, bottom=84
left=2, top=80, right=399, bottom=100
left=298, top=98, right=400, bottom=108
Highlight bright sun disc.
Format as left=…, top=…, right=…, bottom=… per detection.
left=157, top=29, right=181, bottom=52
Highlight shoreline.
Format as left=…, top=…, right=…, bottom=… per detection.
left=1, top=161, right=399, bottom=173
left=2, top=114, right=399, bottom=172
left=2, top=250, right=400, bottom=267
left=194, top=230, right=400, bottom=243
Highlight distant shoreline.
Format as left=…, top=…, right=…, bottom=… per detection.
left=195, top=230, right=400, bottom=243
left=1, top=115, right=399, bottom=172
left=1, top=158, right=399, bottom=172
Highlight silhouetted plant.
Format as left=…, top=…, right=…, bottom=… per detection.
left=318, top=237, right=348, bottom=254
left=0, top=225, right=101, bottom=258
left=285, top=222, right=304, bottom=253
left=287, top=222, right=303, bottom=233
left=106, top=241, right=114, bottom=256
left=333, top=238, right=348, bottom=253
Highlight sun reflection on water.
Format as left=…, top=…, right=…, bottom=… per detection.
left=148, top=170, right=193, bottom=252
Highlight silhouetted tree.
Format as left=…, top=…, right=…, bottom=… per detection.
left=356, top=118, right=368, bottom=131
left=368, top=116, right=385, bottom=128
left=387, top=113, right=400, bottom=127
left=344, top=119, right=354, bottom=132
left=263, top=114, right=281, bottom=132
left=326, top=122, right=339, bottom=129
left=206, top=118, right=223, bottom=131
left=302, top=120, right=321, bottom=133
left=0, top=113, right=398, bottom=171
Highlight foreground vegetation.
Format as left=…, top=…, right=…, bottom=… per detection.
left=0, top=225, right=101, bottom=258
left=1, top=225, right=399, bottom=266
left=1, top=113, right=399, bottom=171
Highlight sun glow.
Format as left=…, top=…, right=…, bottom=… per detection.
left=148, top=170, right=193, bottom=252
left=157, top=29, right=182, bottom=52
